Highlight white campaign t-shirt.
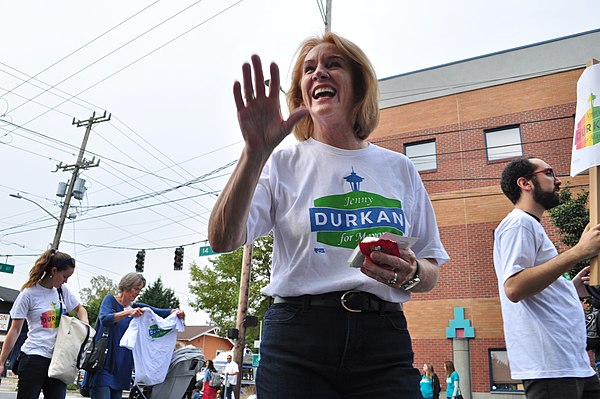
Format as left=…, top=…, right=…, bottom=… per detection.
left=10, top=283, right=80, bottom=359
left=120, top=308, right=184, bottom=386
left=247, top=138, right=449, bottom=302
left=493, top=209, right=595, bottom=379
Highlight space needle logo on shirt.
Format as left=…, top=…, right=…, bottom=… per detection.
left=309, top=168, right=406, bottom=249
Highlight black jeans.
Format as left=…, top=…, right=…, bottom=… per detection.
left=255, top=303, right=421, bottom=398
left=16, top=354, right=66, bottom=399
left=523, top=375, right=600, bottom=399
left=588, top=337, right=600, bottom=364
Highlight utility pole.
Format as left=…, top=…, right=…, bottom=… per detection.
left=233, top=243, right=253, bottom=399
left=325, top=0, right=332, bottom=32
left=52, top=111, right=110, bottom=249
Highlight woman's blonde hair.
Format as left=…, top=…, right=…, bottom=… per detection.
left=287, top=32, right=379, bottom=141
left=424, top=362, right=435, bottom=379
left=22, top=249, right=75, bottom=290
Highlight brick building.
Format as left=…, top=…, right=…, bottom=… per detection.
left=371, top=29, right=600, bottom=398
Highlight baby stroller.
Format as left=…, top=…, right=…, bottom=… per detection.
left=129, top=345, right=204, bottom=399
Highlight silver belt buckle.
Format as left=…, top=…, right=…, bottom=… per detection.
left=340, top=290, right=362, bottom=313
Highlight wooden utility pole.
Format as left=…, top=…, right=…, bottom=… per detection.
left=325, top=0, right=332, bottom=32
left=233, top=243, right=253, bottom=398
left=52, top=111, right=110, bottom=249
left=586, top=58, right=600, bottom=284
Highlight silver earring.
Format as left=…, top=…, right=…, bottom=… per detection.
left=49, top=275, right=53, bottom=278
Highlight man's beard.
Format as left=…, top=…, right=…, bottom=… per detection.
left=532, top=179, right=560, bottom=210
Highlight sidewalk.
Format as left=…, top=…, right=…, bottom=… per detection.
left=0, top=377, right=83, bottom=398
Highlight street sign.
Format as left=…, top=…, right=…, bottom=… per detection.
left=0, top=263, right=15, bottom=274
left=199, top=246, right=218, bottom=256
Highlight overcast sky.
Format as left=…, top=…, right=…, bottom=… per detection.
left=1, top=0, right=599, bottom=324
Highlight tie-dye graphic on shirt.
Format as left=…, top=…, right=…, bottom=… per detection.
left=39, top=301, right=62, bottom=328
left=309, top=168, right=405, bottom=249
left=148, top=323, right=172, bottom=339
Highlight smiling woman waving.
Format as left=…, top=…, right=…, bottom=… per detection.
left=208, top=32, right=449, bottom=398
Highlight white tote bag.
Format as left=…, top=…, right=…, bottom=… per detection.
left=48, top=315, right=95, bottom=384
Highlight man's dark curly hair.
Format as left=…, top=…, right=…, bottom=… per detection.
left=500, top=157, right=536, bottom=204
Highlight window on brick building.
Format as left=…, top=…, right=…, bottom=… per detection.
left=489, top=349, right=523, bottom=392
left=484, top=126, right=523, bottom=161
left=405, top=140, right=437, bottom=171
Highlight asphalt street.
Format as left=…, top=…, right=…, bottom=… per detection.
left=0, top=392, right=84, bottom=399
left=0, top=378, right=84, bottom=399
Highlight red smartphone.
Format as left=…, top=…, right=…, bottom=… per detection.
left=358, top=238, right=400, bottom=262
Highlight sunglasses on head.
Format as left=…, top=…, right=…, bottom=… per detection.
left=54, top=257, right=76, bottom=268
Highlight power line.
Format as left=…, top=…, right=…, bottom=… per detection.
left=0, top=187, right=219, bottom=236
left=3, top=0, right=246, bottom=133
left=4, top=1, right=199, bottom=116
left=0, top=77, right=91, bottom=118
left=0, top=1, right=161, bottom=103
left=62, top=238, right=208, bottom=251
left=1, top=117, right=238, bottom=187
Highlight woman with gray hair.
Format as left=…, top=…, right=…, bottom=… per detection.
left=87, top=272, right=185, bottom=399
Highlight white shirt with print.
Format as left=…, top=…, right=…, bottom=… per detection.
left=247, top=138, right=449, bottom=302
left=10, top=283, right=80, bottom=359
left=120, top=308, right=184, bottom=386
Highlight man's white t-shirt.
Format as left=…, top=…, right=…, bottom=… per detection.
left=120, top=308, right=184, bottom=385
left=493, top=209, right=595, bottom=379
left=10, top=283, right=80, bottom=359
left=224, top=360, right=239, bottom=385
left=247, top=138, right=449, bottom=302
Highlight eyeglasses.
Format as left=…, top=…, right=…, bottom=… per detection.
left=525, top=168, right=557, bottom=179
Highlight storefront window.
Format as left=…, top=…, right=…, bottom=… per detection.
left=489, top=348, right=524, bottom=392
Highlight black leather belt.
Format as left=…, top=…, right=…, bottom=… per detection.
left=273, top=290, right=402, bottom=313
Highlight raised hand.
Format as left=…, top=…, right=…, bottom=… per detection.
left=574, top=223, right=600, bottom=260
left=233, top=55, right=308, bottom=155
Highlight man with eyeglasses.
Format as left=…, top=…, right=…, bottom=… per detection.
left=493, top=157, right=600, bottom=399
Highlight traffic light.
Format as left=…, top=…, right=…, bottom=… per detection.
left=174, top=246, right=184, bottom=270
left=135, top=250, right=145, bottom=272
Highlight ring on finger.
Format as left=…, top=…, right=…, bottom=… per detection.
left=387, top=271, right=398, bottom=286
left=245, top=92, right=255, bottom=101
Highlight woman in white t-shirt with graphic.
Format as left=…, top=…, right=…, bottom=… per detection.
left=209, top=32, right=448, bottom=398
left=0, top=249, right=88, bottom=399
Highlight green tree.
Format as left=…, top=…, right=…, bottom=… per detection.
left=548, top=188, right=590, bottom=278
left=137, top=276, right=180, bottom=309
left=188, top=235, right=273, bottom=346
left=80, top=275, right=118, bottom=324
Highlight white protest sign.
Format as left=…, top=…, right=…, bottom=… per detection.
left=571, top=63, right=600, bottom=177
